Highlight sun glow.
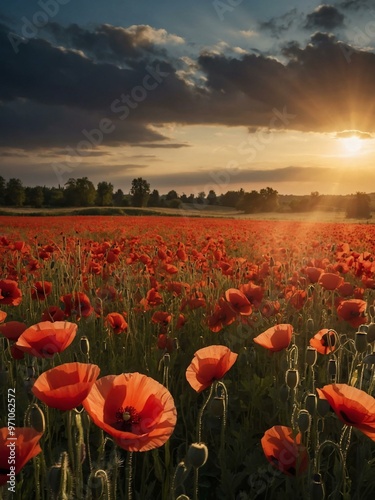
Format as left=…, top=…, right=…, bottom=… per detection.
left=340, top=135, right=363, bottom=154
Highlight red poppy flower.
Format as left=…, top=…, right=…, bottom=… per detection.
left=316, top=384, right=375, bottom=440
left=0, top=279, right=22, bottom=306
left=224, top=288, right=252, bottom=316
left=309, top=329, right=336, bottom=355
left=186, top=345, right=238, bottom=393
left=336, top=299, right=367, bottom=328
left=207, top=298, right=236, bottom=332
left=60, top=292, right=94, bottom=319
left=157, top=334, right=174, bottom=352
left=31, top=281, right=53, bottom=301
left=304, top=267, right=323, bottom=283
left=239, top=283, right=264, bottom=306
left=0, top=321, right=28, bottom=341
left=318, top=273, right=344, bottom=291
left=105, top=312, right=128, bottom=334
left=261, top=426, right=308, bottom=476
left=41, top=305, right=66, bottom=322
left=0, top=427, right=43, bottom=485
left=254, top=324, right=293, bottom=352
left=32, top=362, right=100, bottom=411
left=151, top=311, right=172, bottom=326
left=82, top=372, right=177, bottom=452
left=15, top=321, right=77, bottom=358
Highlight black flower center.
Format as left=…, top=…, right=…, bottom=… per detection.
left=115, top=405, right=141, bottom=431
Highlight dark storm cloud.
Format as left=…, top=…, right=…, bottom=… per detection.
left=2, top=18, right=375, bottom=154
left=259, top=9, right=299, bottom=38
left=337, top=0, right=371, bottom=10
left=304, top=5, right=345, bottom=30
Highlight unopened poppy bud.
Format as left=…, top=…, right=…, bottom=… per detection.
left=327, top=358, right=337, bottom=379
left=88, top=470, right=108, bottom=499
left=285, top=369, right=299, bottom=389
left=305, top=393, right=317, bottom=415
left=306, top=346, right=317, bottom=367
left=80, top=336, right=90, bottom=356
left=307, top=318, right=314, bottom=333
left=185, top=442, right=208, bottom=468
left=27, top=365, right=36, bottom=378
left=310, top=473, right=325, bottom=500
left=355, top=331, right=368, bottom=353
left=176, top=496, right=191, bottom=500
left=48, top=465, right=62, bottom=498
left=367, top=323, right=375, bottom=343
left=317, top=397, right=331, bottom=417
left=358, top=324, right=368, bottom=333
left=173, top=461, right=190, bottom=488
left=298, top=409, right=311, bottom=433
left=363, top=354, right=375, bottom=366
left=317, top=418, right=324, bottom=432
left=209, top=396, right=225, bottom=418
left=163, top=352, right=170, bottom=367
left=279, top=384, right=289, bottom=402
left=27, top=403, right=46, bottom=433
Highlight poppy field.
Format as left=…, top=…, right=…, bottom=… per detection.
left=1, top=215, right=375, bottom=499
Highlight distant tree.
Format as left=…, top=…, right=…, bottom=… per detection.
left=346, top=192, right=371, bottom=218
left=195, top=191, right=206, bottom=205
left=186, top=194, right=195, bottom=204
left=207, top=189, right=218, bottom=205
left=48, top=187, right=64, bottom=207
left=130, top=177, right=150, bottom=207
left=26, top=186, right=44, bottom=208
left=76, top=177, right=96, bottom=206
left=219, top=190, right=244, bottom=207
left=113, top=189, right=125, bottom=206
left=96, top=181, right=113, bottom=206
left=5, top=178, right=25, bottom=207
left=237, top=190, right=261, bottom=213
left=166, top=190, right=178, bottom=201
left=260, top=187, right=279, bottom=211
left=148, top=189, right=160, bottom=207
left=0, top=176, right=5, bottom=205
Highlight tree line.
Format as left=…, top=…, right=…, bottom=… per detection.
left=0, top=176, right=372, bottom=218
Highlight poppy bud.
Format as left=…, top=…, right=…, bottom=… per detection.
left=80, top=336, right=90, bottom=356
left=163, top=352, right=170, bottom=367
left=88, top=470, right=108, bottom=499
left=298, top=409, right=311, bottom=433
left=310, top=473, right=325, bottom=500
left=317, top=397, right=331, bottom=417
left=355, top=331, right=368, bottom=353
left=305, top=393, right=317, bottom=415
left=367, top=323, right=375, bottom=343
left=363, top=354, right=375, bottom=366
left=27, top=403, right=46, bottom=433
left=306, top=346, right=317, bottom=367
left=279, top=384, right=289, bottom=402
left=285, top=369, right=299, bottom=389
left=27, top=365, right=36, bottom=378
left=327, top=359, right=337, bottom=379
left=307, top=318, right=314, bottom=333
left=176, top=496, right=191, bottom=500
left=209, top=396, right=225, bottom=418
left=173, top=461, right=190, bottom=488
left=185, top=442, right=208, bottom=468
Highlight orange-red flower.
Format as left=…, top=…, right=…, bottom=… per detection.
left=224, top=288, right=252, bottom=316
left=336, top=299, right=367, bottom=328
left=31, top=281, right=52, bottom=301
left=0, top=321, right=28, bottom=341
left=105, top=312, right=128, bottom=334
left=317, top=384, right=375, bottom=440
left=32, top=362, right=100, bottom=411
left=186, top=345, right=238, bottom=392
left=0, top=428, right=43, bottom=486
left=207, top=298, right=236, bottom=332
left=60, top=292, right=94, bottom=319
left=0, top=279, right=22, bottom=306
left=15, top=321, right=77, bottom=358
left=261, top=425, right=308, bottom=476
left=0, top=311, right=6, bottom=323
left=318, top=273, right=344, bottom=291
left=309, top=329, right=336, bottom=355
left=253, top=324, right=293, bottom=352
left=82, top=372, right=177, bottom=451
left=41, top=305, right=66, bottom=322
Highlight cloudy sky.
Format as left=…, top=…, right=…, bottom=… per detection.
left=1, top=0, right=375, bottom=195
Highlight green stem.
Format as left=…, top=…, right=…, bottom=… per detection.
left=126, top=451, right=133, bottom=500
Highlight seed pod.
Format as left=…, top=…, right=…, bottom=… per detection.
left=298, top=409, right=311, bottom=433
left=185, top=443, right=208, bottom=468
left=285, top=369, right=299, bottom=389
left=306, top=346, right=317, bottom=367
left=80, top=336, right=90, bottom=356
left=355, top=331, right=368, bottom=353
left=88, top=470, right=109, bottom=499
left=173, top=461, right=190, bottom=488
left=305, top=393, right=317, bottom=415
left=367, top=323, right=375, bottom=343
left=317, top=397, right=331, bottom=418
left=209, top=396, right=225, bottom=418
left=307, top=318, right=315, bottom=333
left=327, top=358, right=337, bottom=379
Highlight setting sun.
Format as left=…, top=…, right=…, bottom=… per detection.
left=341, top=135, right=363, bottom=154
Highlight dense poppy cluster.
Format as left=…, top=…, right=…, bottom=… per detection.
left=1, top=215, right=375, bottom=497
